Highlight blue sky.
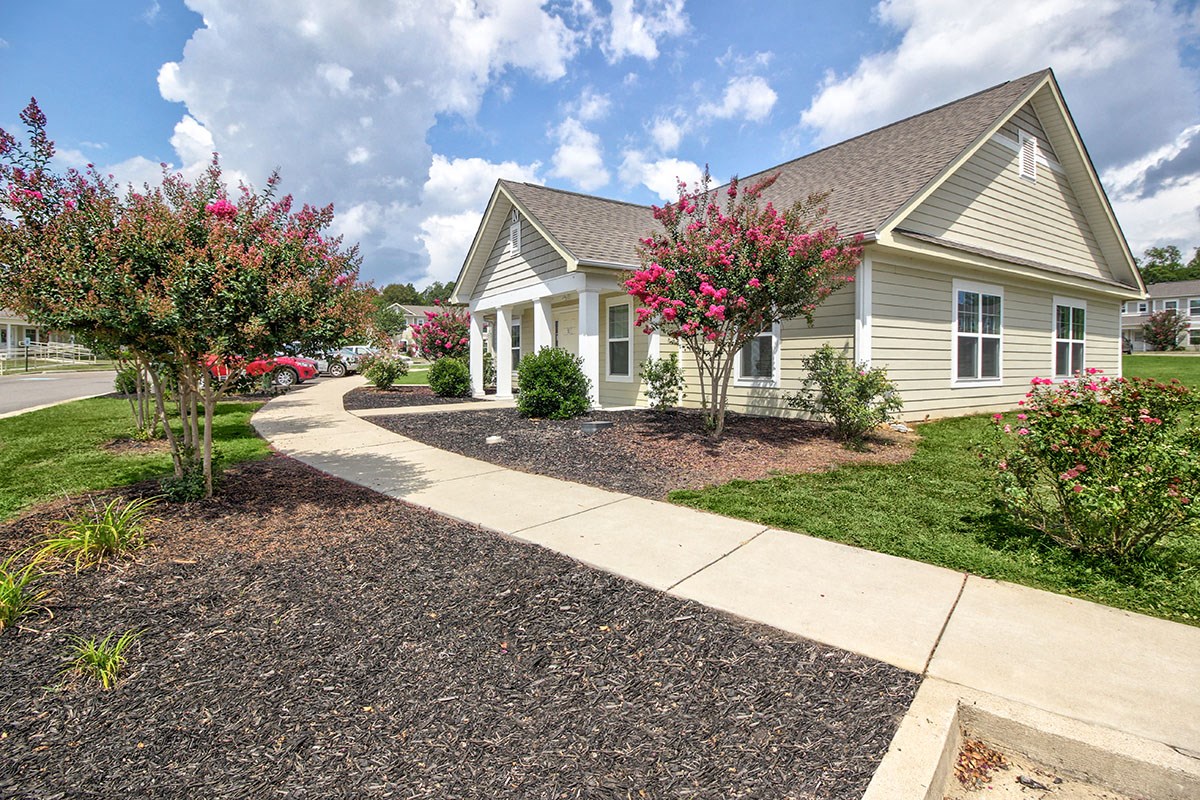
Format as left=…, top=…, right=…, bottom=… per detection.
left=2, top=0, right=1199, bottom=287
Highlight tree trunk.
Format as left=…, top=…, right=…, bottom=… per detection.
left=146, top=360, right=184, bottom=478
left=202, top=381, right=215, bottom=498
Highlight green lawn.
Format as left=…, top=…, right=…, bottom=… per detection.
left=0, top=397, right=269, bottom=520
left=1123, top=353, right=1200, bottom=389
left=671, top=415, right=1200, bottom=626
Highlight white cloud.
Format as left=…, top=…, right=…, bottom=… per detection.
left=1104, top=124, right=1200, bottom=254
left=799, top=0, right=1199, bottom=168
left=649, top=117, right=682, bottom=152
left=550, top=117, right=610, bottom=191
left=169, top=114, right=215, bottom=176
left=699, top=75, right=777, bottom=122
left=604, top=0, right=687, bottom=62
left=619, top=150, right=703, bottom=201
left=574, top=87, right=611, bottom=122
left=317, top=63, right=355, bottom=94
left=142, top=1, right=161, bottom=24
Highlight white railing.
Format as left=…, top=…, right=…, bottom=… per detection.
left=0, top=341, right=98, bottom=373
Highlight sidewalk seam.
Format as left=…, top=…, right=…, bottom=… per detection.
left=509, top=496, right=636, bottom=536
left=664, top=527, right=770, bottom=592
left=922, top=571, right=968, bottom=676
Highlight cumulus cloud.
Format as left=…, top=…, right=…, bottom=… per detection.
left=1104, top=124, right=1200, bottom=253
left=699, top=75, right=778, bottom=122
left=649, top=117, right=682, bottom=152
left=152, top=0, right=580, bottom=285
left=550, top=118, right=610, bottom=191
left=604, top=0, right=688, bottom=62
left=619, top=150, right=703, bottom=201
left=574, top=87, right=611, bottom=122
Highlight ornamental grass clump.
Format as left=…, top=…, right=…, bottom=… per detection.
left=0, top=551, right=51, bottom=633
left=62, top=629, right=141, bottom=690
left=990, top=370, right=1200, bottom=560
left=40, top=496, right=156, bottom=571
left=516, top=347, right=591, bottom=419
left=787, top=344, right=903, bottom=448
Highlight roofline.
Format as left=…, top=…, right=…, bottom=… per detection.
left=450, top=184, right=505, bottom=304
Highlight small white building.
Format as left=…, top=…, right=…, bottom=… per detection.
left=1120, top=279, right=1200, bottom=351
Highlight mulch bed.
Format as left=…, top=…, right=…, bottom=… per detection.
left=364, top=408, right=916, bottom=499
left=0, top=456, right=918, bottom=799
left=343, top=385, right=484, bottom=410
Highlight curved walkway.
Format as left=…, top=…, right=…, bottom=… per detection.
left=253, top=377, right=1200, bottom=796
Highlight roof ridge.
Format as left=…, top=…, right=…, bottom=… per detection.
left=735, top=68, right=1050, bottom=183
left=500, top=179, right=653, bottom=211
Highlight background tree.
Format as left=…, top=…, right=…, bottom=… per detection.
left=375, top=281, right=421, bottom=308
left=419, top=280, right=455, bottom=305
left=627, top=170, right=862, bottom=439
left=371, top=304, right=408, bottom=338
left=0, top=99, right=372, bottom=498
left=1136, top=245, right=1200, bottom=284
left=1142, top=309, right=1190, bottom=351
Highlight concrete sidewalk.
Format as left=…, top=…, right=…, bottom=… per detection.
left=253, top=377, right=1200, bottom=769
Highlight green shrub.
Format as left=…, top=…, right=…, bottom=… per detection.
left=482, top=348, right=497, bottom=388
left=113, top=366, right=138, bottom=395
left=516, top=347, right=591, bottom=419
left=63, top=629, right=141, bottom=690
left=40, top=496, right=156, bottom=571
left=160, top=467, right=209, bottom=503
left=990, top=372, right=1200, bottom=560
left=361, top=352, right=410, bottom=390
left=428, top=357, right=472, bottom=397
left=639, top=353, right=685, bottom=411
left=786, top=344, right=903, bottom=447
left=0, top=551, right=50, bottom=633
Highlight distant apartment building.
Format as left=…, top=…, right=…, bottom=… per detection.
left=1120, top=279, right=1200, bottom=351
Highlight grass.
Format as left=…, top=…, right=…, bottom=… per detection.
left=62, top=629, right=141, bottom=689
left=671, top=415, right=1200, bottom=625
left=39, top=496, right=156, bottom=571
left=1123, top=353, right=1200, bottom=389
left=0, top=397, right=270, bottom=521
left=0, top=551, right=50, bottom=632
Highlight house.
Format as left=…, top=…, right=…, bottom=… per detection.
left=0, top=308, right=75, bottom=356
left=450, top=69, right=1144, bottom=421
left=1120, top=280, right=1200, bottom=351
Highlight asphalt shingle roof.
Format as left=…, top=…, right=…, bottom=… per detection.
left=1147, top=279, right=1200, bottom=298
left=497, top=71, right=1047, bottom=269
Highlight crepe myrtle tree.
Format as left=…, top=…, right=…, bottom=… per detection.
left=627, top=169, right=863, bottom=439
left=0, top=98, right=372, bottom=498
left=410, top=302, right=470, bottom=361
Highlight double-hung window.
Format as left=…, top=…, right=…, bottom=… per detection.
left=1053, top=298, right=1086, bottom=378
left=607, top=300, right=631, bottom=380
left=1190, top=299, right=1200, bottom=317
left=953, top=282, right=1002, bottom=383
left=1164, top=299, right=1179, bottom=313
left=736, top=323, right=779, bottom=386
left=510, top=320, right=522, bottom=369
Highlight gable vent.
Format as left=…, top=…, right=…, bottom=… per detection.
left=1018, top=130, right=1038, bottom=181
left=508, top=208, right=521, bottom=254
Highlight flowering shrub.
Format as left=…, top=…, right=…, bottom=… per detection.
left=516, top=347, right=591, bottom=419
left=990, top=370, right=1200, bottom=559
left=1142, top=309, right=1189, bottom=351
left=639, top=354, right=686, bottom=411
left=411, top=304, right=469, bottom=361
left=627, top=169, right=861, bottom=438
left=360, top=349, right=409, bottom=390
left=786, top=345, right=903, bottom=448
left=428, top=357, right=471, bottom=397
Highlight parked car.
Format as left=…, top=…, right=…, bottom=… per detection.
left=306, top=348, right=360, bottom=378
left=206, top=354, right=318, bottom=387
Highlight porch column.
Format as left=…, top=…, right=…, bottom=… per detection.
left=495, top=305, right=513, bottom=399
left=469, top=310, right=486, bottom=397
left=648, top=328, right=661, bottom=361
left=578, top=288, right=601, bottom=405
left=533, top=298, right=552, bottom=354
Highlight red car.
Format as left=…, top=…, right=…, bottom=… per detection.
left=206, top=355, right=318, bottom=387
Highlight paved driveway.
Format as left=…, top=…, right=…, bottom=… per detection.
left=0, top=370, right=116, bottom=417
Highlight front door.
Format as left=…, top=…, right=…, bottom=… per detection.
left=552, top=308, right=579, bottom=356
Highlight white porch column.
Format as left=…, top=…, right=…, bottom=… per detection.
left=533, top=298, right=552, bottom=354
left=648, top=328, right=661, bottom=361
left=495, top=305, right=513, bottom=399
left=469, top=309, right=486, bottom=397
left=854, top=255, right=873, bottom=366
left=578, top=288, right=601, bottom=405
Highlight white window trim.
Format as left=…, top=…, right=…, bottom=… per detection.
left=734, top=321, right=781, bottom=388
left=1052, top=296, right=1087, bottom=380
left=1163, top=299, right=1179, bottom=312
left=510, top=318, right=522, bottom=372
left=508, top=208, right=521, bottom=254
left=1190, top=329, right=1200, bottom=345
left=604, top=297, right=634, bottom=382
left=951, top=279, right=1004, bottom=388
left=1018, top=130, right=1038, bottom=182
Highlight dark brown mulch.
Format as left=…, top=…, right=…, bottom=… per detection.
left=0, top=456, right=918, bottom=800
left=343, top=385, right=484, bottom=410
left=365, top=408, right=916, bottom=499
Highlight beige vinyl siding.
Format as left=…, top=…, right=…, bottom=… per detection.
left=471, top=218, right=568, bottom=303
left=999, top=103, right=1058, bottom=161
left=674, top=283, right=856, bottom=417
left=871, top=260, right=1122, bottom=419
left=901, top=107, right=1114, bottom=282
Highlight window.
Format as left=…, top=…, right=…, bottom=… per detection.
left=607, top=301, right=631, bottom=379
left=1137, top=301, right=1148, bottom=313
left=510, top=320, right=521, bottom=369
left=1190, top=299, right=1200, bottom=317
left=508, top=208, right=521, bottom=254
left=736, top=323, right=779, bottom=385
left=1054, top=298, right=1086, bottom=378
left=1191, top=330, right=1200, bottom=346
left=953, top=283, right=1002, bottom=383
left=1164, top=299, right=1179, bottom=312
left=1018, top=130, right=1038, bottom=181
